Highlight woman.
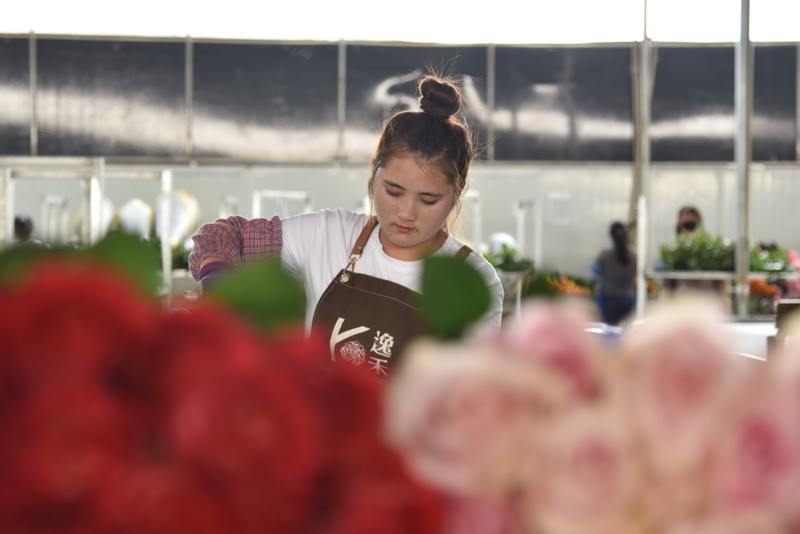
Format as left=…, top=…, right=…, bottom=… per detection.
left=189, top=75, right=504, bottom=376
left=675, top=205, right=703, bottom=236
left=592, top=221, right=636, bottom=325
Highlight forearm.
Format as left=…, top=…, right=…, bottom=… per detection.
left=188, top=215, right=282, bottom=280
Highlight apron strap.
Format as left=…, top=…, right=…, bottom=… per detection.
left=455, top=245, right=473, bottom=261
left=350, top=216, right=379, bottom=256
left=342, top=219, right=471, bottom=283
left=340, top=216, right=379, bottom=283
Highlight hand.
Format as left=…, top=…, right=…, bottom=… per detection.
left=198, top=260, right=229, bottom=293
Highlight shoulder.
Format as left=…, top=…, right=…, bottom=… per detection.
left=597, top=249, right=614, bottom=262
left=464, top=247, right=499, bottom=279
left=445, top=238, right=504, bottom=330
left=443, top=236, right=503, bottom=288
left=282, top=208, right=367, bottom=235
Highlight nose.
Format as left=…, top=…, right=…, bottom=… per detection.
left=397, top=196, right=416, bottom=222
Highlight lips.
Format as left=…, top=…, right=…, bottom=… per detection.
left=394, top=224, right=415, bottom=234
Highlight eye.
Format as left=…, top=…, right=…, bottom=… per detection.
left=421, top=198, right=439, bottom=206
left=385, top=188, right=401, bottom=198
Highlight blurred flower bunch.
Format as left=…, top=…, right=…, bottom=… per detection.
left=0, top=260, right=443, bottom=534
left=387, top=300, right=800, bottom=534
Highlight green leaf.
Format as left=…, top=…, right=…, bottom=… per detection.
left=205, top=259, right=306, bottom=332
left=420, top=256, right=491, bottom=340
left=0, top=243, right=72, bottom=285
left=89, top=231, right=161, bottom=296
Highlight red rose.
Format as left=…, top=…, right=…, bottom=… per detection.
left=268, top=331, right=445, bottom=533
left=0, top=385, right=134, bottom=530
left=95, top=464, right=238, bottom=534
left=0, top=261, right=158, bottom=392
left=161, top=308, right=323, bottom=533
left=320, top=446, right=445, bottom=534
left=270, top=330, right=385, bottom=458
left=0, top=261, right=445, bottom=533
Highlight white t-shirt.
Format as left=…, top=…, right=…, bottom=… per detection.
left=280, top=208, right=504, bottom=330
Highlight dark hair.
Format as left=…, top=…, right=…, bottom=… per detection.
left=610, top=221, right=630, bottom=265
left=14, top=215, right=33, bottom=242
left=368, top=75, right=474, bottom=205
left=677, top=206, right=702, bottom=223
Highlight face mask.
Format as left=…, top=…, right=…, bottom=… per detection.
left=676, top=220, right=698, bottom=235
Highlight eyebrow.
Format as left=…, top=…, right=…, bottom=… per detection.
left=384, top=180, right=444, bottom=198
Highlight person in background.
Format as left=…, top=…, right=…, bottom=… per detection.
left=13, top=216, right=33, bottom=243
left=189, top=75, right=504, bottom=376
left=675, top=205, right=703, bottom=236
left=662, top=205, right=706, bottom=292
left=592, top=221, right=636, bottom=325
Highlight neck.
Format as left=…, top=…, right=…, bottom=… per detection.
left=378, top=228, right=448, bottom=261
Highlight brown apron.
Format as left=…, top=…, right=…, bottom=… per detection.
left=311, top=216, right=471, bottom=377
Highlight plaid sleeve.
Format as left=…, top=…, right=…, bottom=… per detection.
left=188, top=215, right=282, bottom=280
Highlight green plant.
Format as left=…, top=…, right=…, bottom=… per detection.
left=660, top=231, right=735, bottom=271
left=519, top=271, right=592, bottom=299
left=660, top=232, right=793, bottom=273
left=750, top=243, right=789, bottom=273
left=484, top=244, right=534, bottom=273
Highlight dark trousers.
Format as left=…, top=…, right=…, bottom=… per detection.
left=596, top=294, right=635, bottom=325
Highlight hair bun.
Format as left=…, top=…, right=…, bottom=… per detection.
left=418, top=76, right=461, bottom=120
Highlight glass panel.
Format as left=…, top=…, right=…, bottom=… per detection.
left=494, top=47, right=633, bottom=161
left=0, top=37, right=30, bottom=155
left=193, top=43, right=338, bottom=161
left=37, top=39, right=185, bottom=156
left=344, top=45, right=487, bottom=161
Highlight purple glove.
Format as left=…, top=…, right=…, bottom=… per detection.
left=198, top=261, right=230, bottom=293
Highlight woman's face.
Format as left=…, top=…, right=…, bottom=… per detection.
left=371, top=153, right=457, bottom=260
left=677, top=211, right=701, bottom=235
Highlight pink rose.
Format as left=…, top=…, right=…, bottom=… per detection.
left=444, top=496, right=525, bottom=534
left=385, top=341, right=566, bottom=496
left=521, top=405, right=641, bottom=534
left=666, top=515, right=782, bottom=534
left=772, top=315, right=800, bottom=399
left=621, top=299, right=760, bottom=475
left=500, top=302, right=603, bottom=400
left=787, top=250, right=800, bottom=270
left=706, top=389, right=800, bottom=522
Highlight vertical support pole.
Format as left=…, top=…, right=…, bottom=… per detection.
left=30, top=32, right=38, bottom=156
left=185, top=36, right=194, bottom=159
left=337, top=40, right=347, bottom=161
left=2, top=169, right=14, bottom=245
left=636, top=195, right=647, bottom=318
left=633, top=0, right=652, bottom=317
left=87, top=158, right=105, bottom=244
left=160, top=170, right=173, bottom=302
left=487, top=44, right=496, bottom=161
left=795, top=43, right=799, bottom=162
left=734, top=0, right=753, bottom=319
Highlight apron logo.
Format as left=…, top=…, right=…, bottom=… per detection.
left=368, top=357, right=389, bottom=376
left=339, top=340, right=367, bottom=366
left=329, top=317, right=370, bottom=361
left=329, top=319, right=397, bottom=378
left=368, top=331, right=395, bottom=377
left=370, top=331, right=394, bottom=359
